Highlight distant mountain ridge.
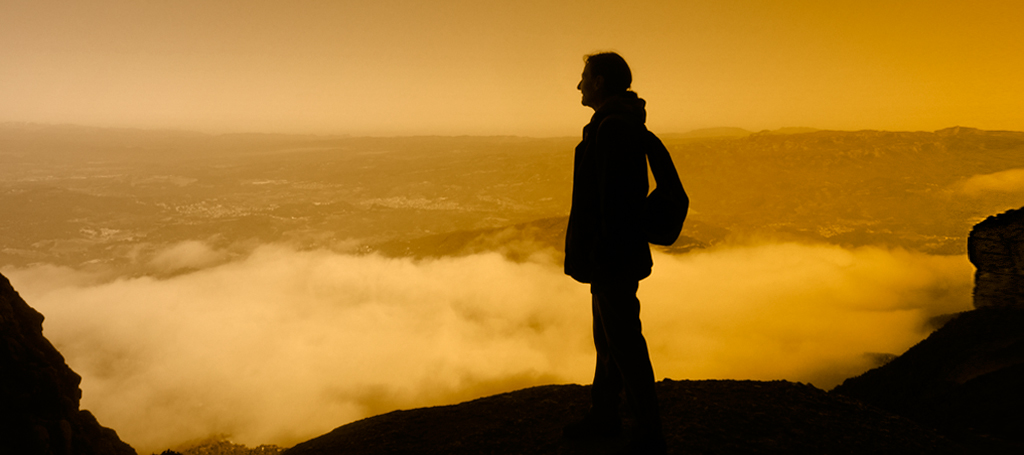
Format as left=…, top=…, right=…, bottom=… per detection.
left=5, top=127, right=1024, bottom=453
left=4, top=123, right=1022, bottom=270
left=660, top=126, right=820, bottom=140
left=370, top=125, right=1024, bottom=259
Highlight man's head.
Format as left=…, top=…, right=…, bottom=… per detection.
left=578, top=52, right=632, bottom=109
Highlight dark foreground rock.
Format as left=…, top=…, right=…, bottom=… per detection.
left=284, top=379, right=959, bottom=455
left=0, top=272, right=136, bottom=455
left=836, top=207, right=1024, bottom=453
left=834, top=307, right=1024, bottom=453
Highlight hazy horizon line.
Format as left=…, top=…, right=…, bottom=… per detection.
left=2, top=120, right=1013, bottom=140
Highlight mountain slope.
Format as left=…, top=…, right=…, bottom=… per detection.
left=0, top=273, right=136, bottom=455
left=833, top=307, right=1024, bottom=452
left=283, top=380, right=958, bottom=455
left=4, top=125, right=1024, bottom=270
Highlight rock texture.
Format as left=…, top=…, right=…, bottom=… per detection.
left=833, top=308, right=1024, bottom=450
left=283, top=380, right=961, bottom=455
left=0, top=272, right=136, bottom=455
left=968, top=207, right=1024, bottom=308
left=835, top=208, right=1024, bottom=452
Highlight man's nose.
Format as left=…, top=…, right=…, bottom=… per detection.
left=577, top=81, right=582, bottom=90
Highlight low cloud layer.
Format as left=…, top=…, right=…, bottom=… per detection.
left=961, top=167, right=1024, bottom=196
left=4, top=241, right=973, bottom=453
left=148, top=240, right=230, bottom=273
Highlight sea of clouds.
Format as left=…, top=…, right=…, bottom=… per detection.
left=3, top=240, right=973, bottom=453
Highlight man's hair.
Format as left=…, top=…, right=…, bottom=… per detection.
left=585, top=52, right=632, bottom=94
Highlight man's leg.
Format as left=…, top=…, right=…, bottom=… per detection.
left=591, top=279, right=664, bottom=450
left=591, top=290, right=624, bottom=417
left=563, top=286, right=626, bottom=439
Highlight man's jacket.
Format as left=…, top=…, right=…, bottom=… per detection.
left=565, top=92, right=653, bottom=284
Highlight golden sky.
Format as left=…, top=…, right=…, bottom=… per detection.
left=2, top=0, right=1022, bottom=136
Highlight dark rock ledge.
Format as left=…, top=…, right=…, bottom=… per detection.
left=0, top=273, right=136, bottom=455
left=283, top=379, right=960, bottom=455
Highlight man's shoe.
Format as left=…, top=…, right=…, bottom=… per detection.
left=562, top=411, right=622, bottom=440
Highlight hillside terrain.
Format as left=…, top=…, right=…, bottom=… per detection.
left=3, top=124, right=1024, bottom=453
left=281, top=380, right=959, bottom=455
left=0, top=273, right=135, bottom=454
left=834, top=207, right=1024, bottom=452
left=3, top=124, right=1023, bottom=273
left=834, top=307, right=1024, bottom=452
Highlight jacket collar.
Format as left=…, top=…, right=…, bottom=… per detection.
left=589, top=91, right=647, bottom=126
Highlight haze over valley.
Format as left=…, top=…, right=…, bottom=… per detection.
left=5, top=2, right=1024, bottom=452
left=4, top=124, right=1019, bottom=270
left=2, top=123, right=1021, bottom=452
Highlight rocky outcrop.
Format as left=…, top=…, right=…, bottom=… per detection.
left=284, top=380, right=961, bottom=455
left=968, top=207, right=1024, bottom=308
left=834, top=209, right=1024, bottom=452
left=0, top=272, right=136, bottom=455
left=833, top=308, right=1024, bottom=449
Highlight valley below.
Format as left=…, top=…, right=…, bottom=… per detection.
left=2, top=123, right=1023, bottom=453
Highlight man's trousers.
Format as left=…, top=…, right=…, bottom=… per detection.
left=590, top=279, right=663, bottom=438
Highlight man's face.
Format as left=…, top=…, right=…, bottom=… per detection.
left=577, top=63, right=602, bottom=108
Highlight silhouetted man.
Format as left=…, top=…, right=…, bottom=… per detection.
left=563, top=52, right=666, bottom=455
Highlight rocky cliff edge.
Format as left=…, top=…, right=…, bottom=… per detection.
left=0, top=272, right=136, bottom=455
